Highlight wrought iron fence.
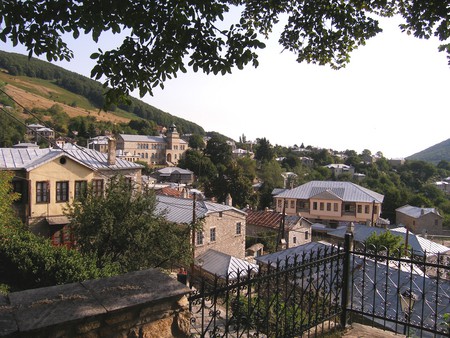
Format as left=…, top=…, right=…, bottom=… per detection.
left=189, top=234, right=450, bottom=337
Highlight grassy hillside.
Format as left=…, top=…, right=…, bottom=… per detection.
left=0, top=50, right=205, bottom=135
left=406, top=139, right=450, bottom=164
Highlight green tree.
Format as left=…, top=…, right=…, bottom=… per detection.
left=188, top=134, right=206, bottom=150
left=65, top=176, right=191, bottom=272
left=0, top=171, right=20, bottom=228
left=204, top=135, right=232, bottom=166
left=2, top=1, right=447, bottom=105
left=365, top=231, right=407, bottom=256
left=254, top=138, right=274, bottom=162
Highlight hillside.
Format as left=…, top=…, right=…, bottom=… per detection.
left=0, top=50, right=205, bottom=135
left=406, top=139, right=450, bottom=164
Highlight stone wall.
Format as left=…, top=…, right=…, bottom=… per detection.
left=0, top=269, right=191, bottom=338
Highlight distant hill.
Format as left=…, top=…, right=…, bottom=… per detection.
left=0, top=50, right=205, bottom=135
left=406, top=139, right=450, bottom=164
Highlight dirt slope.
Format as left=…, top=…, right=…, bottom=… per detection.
left=4, top=82, right=130, bottom=124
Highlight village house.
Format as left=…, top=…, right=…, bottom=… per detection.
left=246, top=209, right=312, bottom=251
left=116, top=124, right=188, bottom=166
left=156, top=166, right=194, bottom=185
left=155, top=195, right=247, bottom=259
left=396, top=204, right=443, bottom=235
left=273, top=181, right=384, bottom=227
left=0, top=139, right=143, bottom=246
left=26, top=123, right=55, bottom=142
left=324, top=163, right=355, bottom=177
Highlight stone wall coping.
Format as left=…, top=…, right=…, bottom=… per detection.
left=1, top=268, right=191, bottom=336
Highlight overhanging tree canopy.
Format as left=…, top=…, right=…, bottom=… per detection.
left=0, top=1, right=448, bottom=105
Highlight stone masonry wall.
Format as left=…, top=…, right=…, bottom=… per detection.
left=0, top=269, right=191, bottom=338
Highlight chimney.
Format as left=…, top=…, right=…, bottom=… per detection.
left=107, top=137, right=116, bottom=165
left=225, top=193, right=232, bottom=206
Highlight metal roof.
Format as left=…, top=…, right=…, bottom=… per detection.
left=119, top=134, right=188, bottom=144
left=155, top=195, right=246, bottom=224
left=157, top=167, right=193, bottom=175
left=0, top=147, right=143, bottom=171
left=326, top=224, right=450, bottom=256
left=274, top=180, right=384, bottom=203
left=396, top=204, right=442, bottom=218
left=197, top=249, right=258, bottom=279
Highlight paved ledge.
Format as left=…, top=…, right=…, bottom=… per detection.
left=1, top=269, right=191, bottom=337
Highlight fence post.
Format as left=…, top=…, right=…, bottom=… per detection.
left=340, top=232, right=352, bottom=329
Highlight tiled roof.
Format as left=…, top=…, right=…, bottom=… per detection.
left=274, top=181, right=384, bottom=203
left=246, top=210, right=303, bottom=230
left=197, top=249, right=258, bottom=279
left=155, top=195, right=246, bottom=224
left=155, top=187, right=185, bottom=198
left=0, top=147, right=143, bottom=171
left=396, top=204, right=441, bottom=218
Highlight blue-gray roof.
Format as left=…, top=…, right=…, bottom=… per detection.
left=197, top=249, right=258, bottom=279
left=157, top=167, right=193, bottom=175
left=396, top=204, right=442, bottom=218
left=155, top=195, right=246, bottom=224
left=274, top=180, right=384, bottom=203
left=0, top=147, right=143, bottom=171
left=119, top=134, right=187, bottom=144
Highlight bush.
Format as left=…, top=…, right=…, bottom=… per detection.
left=0, top=225, right=119, bottom=291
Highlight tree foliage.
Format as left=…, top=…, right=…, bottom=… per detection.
left=365, top=230, right=407, bottom=256
left=1, top=1, right=447, bottom=105
left=65, top=176, right=191, bottom=272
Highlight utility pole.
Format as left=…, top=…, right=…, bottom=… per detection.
left=276, top=199, right=286, bottom=251
left=190, top=192, right=197, bottom=288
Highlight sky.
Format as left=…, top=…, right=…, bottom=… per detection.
left=1, top=15, right=449, bottom=159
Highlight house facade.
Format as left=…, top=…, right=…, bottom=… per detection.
left=116, top=125, right=188, bottom=166
left=156, top=167, right=194, bottom=184
left=274, top=181, right=384, bottom=227
left=246, top=209, right=312, bottom=251
left=155, top=195, right=247, bottom=259
left=396, top=204, right=443, bottom=235
left=1, top=141, right=143, bottom=245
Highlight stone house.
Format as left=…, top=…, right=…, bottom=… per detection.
left=273, top=180, right=384, bottom=227
left=0, top=139, right=143, bottom=246
left=26, top=123, right=55, bottom=142
left=246, top=209, right=312, bottom=250
left=396, top=204, right=443, bottom=235
left=156, top=166, right=194, bottom=184
left=324, top=164, right=355, bottom=177
left=116, top=124, right=188, bottom=166
left=155, top=195, right=247, bottom=259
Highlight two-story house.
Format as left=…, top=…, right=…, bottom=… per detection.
left=116, top=124, right=188, bottom=166
left=396, top=204, right=443, bottom=235
left=273, top=181, right=384, bottom=227
left=246, top=209, right=312, bottom=251
left=156, top=167, right=194, bottom=185
left=155, top=195, right=247, bottom=259
left=0, top=139, right=143, bottom=246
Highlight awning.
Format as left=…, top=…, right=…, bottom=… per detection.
left=46, top=216, right=70, bottom=225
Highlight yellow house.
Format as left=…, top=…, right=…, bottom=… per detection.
left=274, top=181, right=384, bottom=227
left=1, top=141, right=143, bottom=246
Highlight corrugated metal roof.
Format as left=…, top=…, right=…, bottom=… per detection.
left=274, top=181, right=384, bottom=203
left=197, top=249, right=258, bottom=279
left=155, top=195, right=246, bottom=224
left=119, top=134, right=166, bottom=143
left=396, top=204, right=441, bottom=218
left=0, top=147, right=143, bottom=171
left=157, top=167, right=193, bottom=175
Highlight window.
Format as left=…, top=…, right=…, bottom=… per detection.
left=196, top=231, right=204, bottom=245
left=365, top=205, right=370, bottom=214
left=75, top=181, right=87, bottom=200
left=435, top=219, right=438, bottom=226
left=357, top=205, right=362, bottom=213
left=36, top=181, right=49, bottom=203
left=334, top=203, right=338, bottom=212
left=56, top=181, right=69, bottom=202
left=278, top=200, right=282, bottom=208
left=219, top=211, right=223, bottom=218
left=305, top=231, right=309, bottom=240
left=319, top=202, right=324, bottom=211
left=92, top=179, right=104, bottom=197
left=290, top=200, right=295, bottom=209
left=313, top=202, right=318, bottom=210
left=210, top=228, right=216, bottom=242
left=373, top=205, right=378, bottom=214
left=326, top=203, right=331, bottom=211
left=236, top=222, right=242, bottom=235
left=293, top=236, right=297, bottom=244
